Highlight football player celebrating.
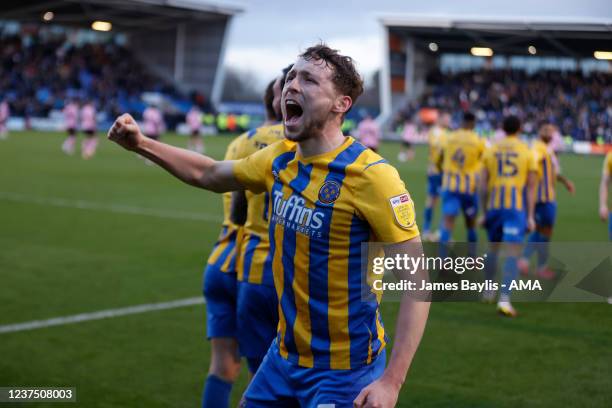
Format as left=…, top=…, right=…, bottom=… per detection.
left=230, top=68, right=289, bottom=379
left=108, top=44, right=430, bottom=407
left=198, top=131, right=246, bottom=408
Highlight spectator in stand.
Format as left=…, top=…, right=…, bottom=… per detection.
left=406, top=68, right=610, bottom=142
left=0, top=30, right=187, bottom=124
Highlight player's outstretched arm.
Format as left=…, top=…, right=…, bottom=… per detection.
left=108, top=114, right=242, bottom=192
left=354, top=236, right=430, bottom=408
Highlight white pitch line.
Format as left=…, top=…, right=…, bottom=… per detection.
left=0, top=191, right=220, bottom=223
left=0, top=297, right=205, bottom=334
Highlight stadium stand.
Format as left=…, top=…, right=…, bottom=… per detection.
left=0, top=30, right=186, bottom=119
left=380, top=15, right=612, bottom=144
left=395, top=68, right=611, bottom=142
left=0, top=0, right=241, bottom=131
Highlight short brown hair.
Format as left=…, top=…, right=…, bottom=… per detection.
left=299, top=43, right=364, bottom=113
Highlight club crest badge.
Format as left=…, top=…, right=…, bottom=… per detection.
left=389, top=193, right=416, bottom=229
left=318, top=180, right=341, bottom=204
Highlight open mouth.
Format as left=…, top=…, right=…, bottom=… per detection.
left=284, top=99, right=303, bottom=126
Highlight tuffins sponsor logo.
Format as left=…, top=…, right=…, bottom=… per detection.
left=271, top=191, right=325, bottom=238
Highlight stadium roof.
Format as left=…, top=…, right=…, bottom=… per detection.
left=380, top=14, right=612, bottom=59
left=0, top=0, right=242, bottom=31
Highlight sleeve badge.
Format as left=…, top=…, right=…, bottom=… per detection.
left=389, top=193, right=416, bottom=229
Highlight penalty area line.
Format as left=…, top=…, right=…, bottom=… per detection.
left=0, top=297, right=205, bottom=334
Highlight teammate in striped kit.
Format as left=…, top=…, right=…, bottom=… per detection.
left=599, top=151, right=612, bottom=304
left=230, top=69, right=290, bottom=378
left=199, top=133, right=245, bottom=408
left=108, top=43, right=430, bottom=408
left=518, top=123, right=575, bottom=279
left=422, top=111, right=450, bottom=241
left=439, top=112, right=486, bottom=254
left=233, top=124, right=284, bottom=376
left=480, top=116, right=538, bottom=316
left=600, top=151, right=612, bottom=240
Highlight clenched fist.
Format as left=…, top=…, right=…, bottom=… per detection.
left=107, top=113, right=145, bottom=151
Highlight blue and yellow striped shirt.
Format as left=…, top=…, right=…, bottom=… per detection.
left=206, top=134, right=245, bottom=272
left=427, top=125, right=449, bottom=175
left=532, top=140, right=556, bottom=203
left=605, top=152, right=612, bottom=179
left=483, top=136, right=538, bottom=211
left=234, top=136, right=420, bottom=369
left=441, top=129, right=486, bottom=194
left=233, top=124, right=285, bottom=286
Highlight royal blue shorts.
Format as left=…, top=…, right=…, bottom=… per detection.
left=427, top=174, right=443, bottom=197
left=203, top=264, right=237, bottom=339
left=243, top=341, right=386, bottom=408
left=535, top=202, right=557, bottom=228
left=485, top=209, right=527, bottom=243
left=441, top=190, right=478, bottom=219
left=237, top=282, right=278, bottom=368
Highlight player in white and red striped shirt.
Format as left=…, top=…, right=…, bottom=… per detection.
left=186, top=105, right=204, bottom=153
left=142, top=106, right=165, bottom=140
left=61, top=100, right=79, bottom=154
left=80, top=101, right=98, bottom=159
left=356, top=113, right=381, bottom=152
left=0, top=98, right=10, bottom=140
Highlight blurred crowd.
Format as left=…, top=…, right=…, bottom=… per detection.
left=2, top=29, right=610, bottom=142
left=396, top=69, right=612, bottom=142
left=0, top=31, right=208, bottom=124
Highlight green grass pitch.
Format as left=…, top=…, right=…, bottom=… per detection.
left=0, top=131, right=611, bottom=407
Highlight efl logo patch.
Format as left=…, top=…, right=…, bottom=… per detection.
left=389, top=192, right=416, bottom=229
left=318, top=181, right=341, bottom=204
